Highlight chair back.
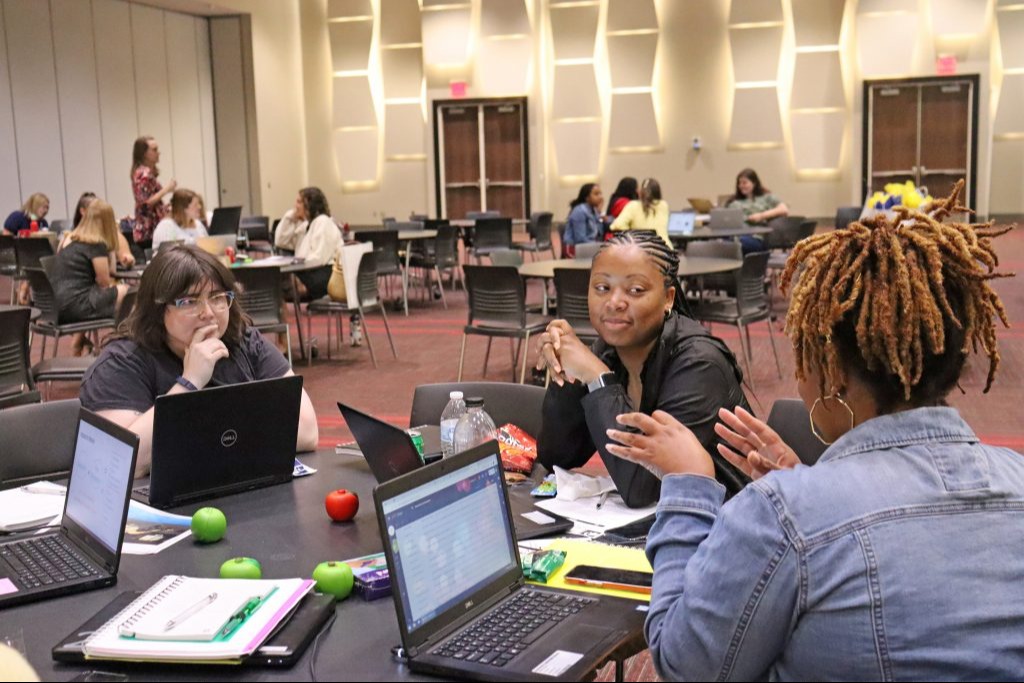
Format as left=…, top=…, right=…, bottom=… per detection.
left=473, top=217, right=513, bottom=252
left=24, top=268, right=59, bottom=325
left=717, top=193, right=735, bottom=208
left=49, top=219, right=71, bottom=234
left=553, top=268, right=592, bottom=330
left=529, top=212, right=554, bottom=249
left=410, top=382, right=546, bottom=438
left=489, top=248, right=523, bottom=267
left=0, top=307, right=34, bottom=395
left=573, top=242, right=602, bottom=261
left=432, top=224, right=460, bottom=267
left=764, top=216, right=805, bottom=251
left=144, top=248, right=155, bottom=263
left=357, top=230, right=401, bottom=275
left=734, top=251, right=771, bottom=316
left=688, top=240, right=741, bottom=295
left=234, top=266, right=285, bottom=326
left=462, top=265, right=527, bottom=327
left=14, top=236, right=55, bottom=274
left=39, top=255, right=57, bottom=281
left=355, top=251, right=381, bottom=308
left=0, top=234, right=15, bottom=269
left=115, top=289, right=138, bottom=328
left=0, top=399, right=81, bottom=487
left=797, top=220, right=817, bottom=242
left=834, top=206, right=861, bottom=230
left=240, top=215, right=271, bottom=243
left=766, top=398, right=828, bottom=465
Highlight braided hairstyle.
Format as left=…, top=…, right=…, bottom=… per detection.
left=596, top=230, right=690, bottom=316
left=780, top=180, right=1013, bottom=411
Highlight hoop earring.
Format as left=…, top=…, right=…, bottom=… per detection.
left=809, top=394, right=855, bottom=446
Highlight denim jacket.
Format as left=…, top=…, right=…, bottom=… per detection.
left=645, top=407, right=1024, bottom=681
left=563, top=203, right=601, bottom=246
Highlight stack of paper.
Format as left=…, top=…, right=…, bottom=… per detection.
left=0, top=482, right=65, bottom=532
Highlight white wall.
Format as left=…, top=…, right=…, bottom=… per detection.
left=0, top=0, right=218, bottom=221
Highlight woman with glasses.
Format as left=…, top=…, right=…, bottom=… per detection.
left=80, top=245, right=319, bottom=477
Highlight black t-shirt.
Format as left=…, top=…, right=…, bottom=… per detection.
left=80, top=328, right=291, bottom=414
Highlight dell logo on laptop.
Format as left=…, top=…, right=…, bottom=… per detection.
left=221, top=429, right=239, bottom=447
left=465, top=600, right=474, bottom=610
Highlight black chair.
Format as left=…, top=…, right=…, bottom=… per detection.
left=834, top=206, right=861, bottom=230
left=573, top=242, right=602, bottom=261
left=14, top=236, right=55, bottom=291
left=764, top=215, right=806, bottom=251
left=240, top=215, right=273, bottom=254
left=115, top=289, right=138, bottom=328
left=24, top=268, right=115, bottom=359
left=686, top=240, right=741, bottom=298
left=470, top=217, right=513, bottom=262
left=767, top=398, right=828, bottom=466
left=459, top=265, right=550, bottom=384
left=1, top=234, right=17, bottom=303
left=691, top=251, right=781, bottom=389
left=516, top=212, right=556, bottom=261
left=306, top=252, right=398, bottom=368
left=357, top=230, right=404, bottom=302
left=410, top=382, right=547, bottom=439
left=553, top=268, right=598, bottom=343
left=49, top=219, right=71, bottom=235
left=466, top=211, right=501, bottom=220
left=767, top=220, right=817, bottom=307
left=0, top=399, right=81, bottom=488
left=489, top=248, right=523, bottom=267
left=0, top=306, right=40, bottom=408
left=409, top=223, right=461, bottom=308
left=234, top=266, right=293, bottom=367
left=39, top=254, right=57, bottom=281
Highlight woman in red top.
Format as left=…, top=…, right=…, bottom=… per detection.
left=602, top=177, right=638, bottom=240
left=131, top=136, right=177, bottom=248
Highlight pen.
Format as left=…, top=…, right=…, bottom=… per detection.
left=596, top=491, right=611, bottom=510
left=164, top=592, right=218, bottom=632
left=21, top=483, right=66, bottom=496
left=218, top=595, right=264, bottom=640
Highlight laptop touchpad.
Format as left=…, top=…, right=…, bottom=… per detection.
left=517, top=624, right=623, bottom=673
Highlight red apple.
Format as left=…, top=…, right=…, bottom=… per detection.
left=325, top=489, right=359, bottom=522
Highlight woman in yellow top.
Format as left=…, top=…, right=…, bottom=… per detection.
left=610, top=177, right=670, bottom=245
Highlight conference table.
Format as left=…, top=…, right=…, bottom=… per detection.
left=9, top=450, right=644, bottom=681
left=670, top=226, right=773, bottom=244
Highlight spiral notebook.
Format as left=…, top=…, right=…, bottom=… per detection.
left=83, top=575, right=314, bottom=662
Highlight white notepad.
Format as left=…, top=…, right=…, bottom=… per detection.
left=83, top=575, right=314, bottom=662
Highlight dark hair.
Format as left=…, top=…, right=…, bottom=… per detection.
left=112, top=245, right=249, bottom=352
left=73, top=192, right=97, bottom=229
left=607, top=177, right=638, bottom=211
left=596, top=231, right=689, bottom=316
left=640, top=178, right=662, bottom=217
left=299, top=187, right=330, bottom=221
left=570, top=183, right=598, bottom=211
left=131, top=136, right=155, bottom=178
left=733, top=168, right=767, bottom=201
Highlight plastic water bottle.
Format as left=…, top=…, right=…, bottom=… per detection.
left=440, top=391, right=467, bottom=459
left=453, top=397, right=497, bottom=455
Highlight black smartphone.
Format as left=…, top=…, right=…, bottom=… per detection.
left=563, top=565, right=654, bottom=594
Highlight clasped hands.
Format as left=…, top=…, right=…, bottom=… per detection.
left=535, top=319, right=610, bottom=386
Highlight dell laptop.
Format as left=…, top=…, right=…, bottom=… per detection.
left=208, top=205, right=243, bottom=236
left=134, top=375, right=303, bottom=509
left=666, top=211, right=696, bottom=238
left=0, top=409, right=139, bottom=609
left=339, top=402, right=573, bottom=540
left=708, top=207, right=746, bottom=231
left=373, top=441, right=645, bottom=681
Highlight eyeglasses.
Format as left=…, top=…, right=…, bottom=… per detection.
left=169, top=291, right=235, bottom=315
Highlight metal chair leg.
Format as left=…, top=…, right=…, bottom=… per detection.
left=519, top=332, right=531, bottom=384
left=766, top=316, right=782, bottom=379
left=379, top=301, right=398, bottom=359
left=483, top=338, right=493, bottom=377
left=53, top=333, right=60, bottom=358
left=736, top=322, right=754, bottom=390
left=435, top=266, right=447, bottom=309
left=457, top=334, right=468, bottom=380
left=359, top=305, right=378, bottom=368
left=325, top=312, right=332, bottom=360
left=306, top=307, right=313, bottom=367
left=284, top=323, right=293, bottom=368
left=509, top=339, right=517, bottom=383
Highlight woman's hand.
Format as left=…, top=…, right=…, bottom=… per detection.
left=117, top=250, right=135, bottom=268
left=535, top=319, right=608, bottom=386
left=606, top=411, right=715, bottom=479
left=182, top=323, right=229, bottom=389
left=164, top=179, right=178, bottom=194
left=714, top=406, right=799, bottom=480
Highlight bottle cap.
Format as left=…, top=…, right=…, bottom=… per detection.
left=465, top=397, right=484, bottom=408
left=449, top=391, right=464, bottom=400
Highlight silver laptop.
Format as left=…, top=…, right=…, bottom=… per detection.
left=667, top=211, right=696, bottom=237
left=708, top=208, right=745, bottom=230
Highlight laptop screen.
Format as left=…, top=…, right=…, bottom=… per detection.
left=64, top=418, right=136, bottom=553
left=381, top=453, right=516, bottom=634
left=667, top=212, right=695, bottom=236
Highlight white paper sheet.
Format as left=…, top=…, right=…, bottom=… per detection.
left=535, top=494, right=656, bottom=530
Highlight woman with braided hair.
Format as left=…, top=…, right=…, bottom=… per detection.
left=606, top=181, right=1024, bottom=680
left=536, top=230, right=750, bottom=508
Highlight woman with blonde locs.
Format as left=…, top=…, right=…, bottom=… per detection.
left=608, top=181, right=1022, bottom=680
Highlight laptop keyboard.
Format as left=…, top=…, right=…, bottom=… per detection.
left=431, top=590, right=595, bottom=667
left=0, top=535, right=100, bottom=589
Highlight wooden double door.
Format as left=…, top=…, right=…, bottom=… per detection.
left=434, top=98, right=530, bottom=220
left=863, top=75, right=978, bottom=208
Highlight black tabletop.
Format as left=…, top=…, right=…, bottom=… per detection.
left=670, top=226, right=773, bottom=242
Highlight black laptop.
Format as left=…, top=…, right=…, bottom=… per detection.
left=338, top=402, right=573, bottom=540
left=0, top=410, right=139, bottom=609
left=134, top=376, right=302, bottom=509
left=208, top=206, right=243, bottom=236
left=373, top=441, right=645, bottom=681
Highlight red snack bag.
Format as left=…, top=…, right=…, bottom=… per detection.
left=497, top=423, right=537, bottom=475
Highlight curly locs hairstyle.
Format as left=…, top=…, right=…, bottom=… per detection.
left=112, top=245, right=250, bottom=352
left=780, top=180, right=1014, bottom=411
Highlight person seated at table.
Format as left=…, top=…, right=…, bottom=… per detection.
left=79, top=245, right=319, bottom=477
left=535, top=231, right=750, bottom=508
left=726, top=167, right=789, bottom=253
left=3, top=192, right=50, bottom=234
left=608, top=182, right=1024, bottom=680
left=610, top=178, right=670, bottom=246
left=152, top=189, right=209, bottom=251
left=70, top=191, right=134, bottom=269
left=605, top=177, right=638, bottom=222
left=274, top=187, right=341, bottom=298
left=562, top=183, right=604, bottom=258
left=53, top=200, right=131, bottom=356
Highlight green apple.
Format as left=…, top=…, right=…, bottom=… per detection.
left=312, top=561, right=354, bottom=600
left=220, top=557, right=262, bottom=580
left=191, top=507, right=227, bottom=543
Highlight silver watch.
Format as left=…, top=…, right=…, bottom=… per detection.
left=587, top=372, right=618, bottom=393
